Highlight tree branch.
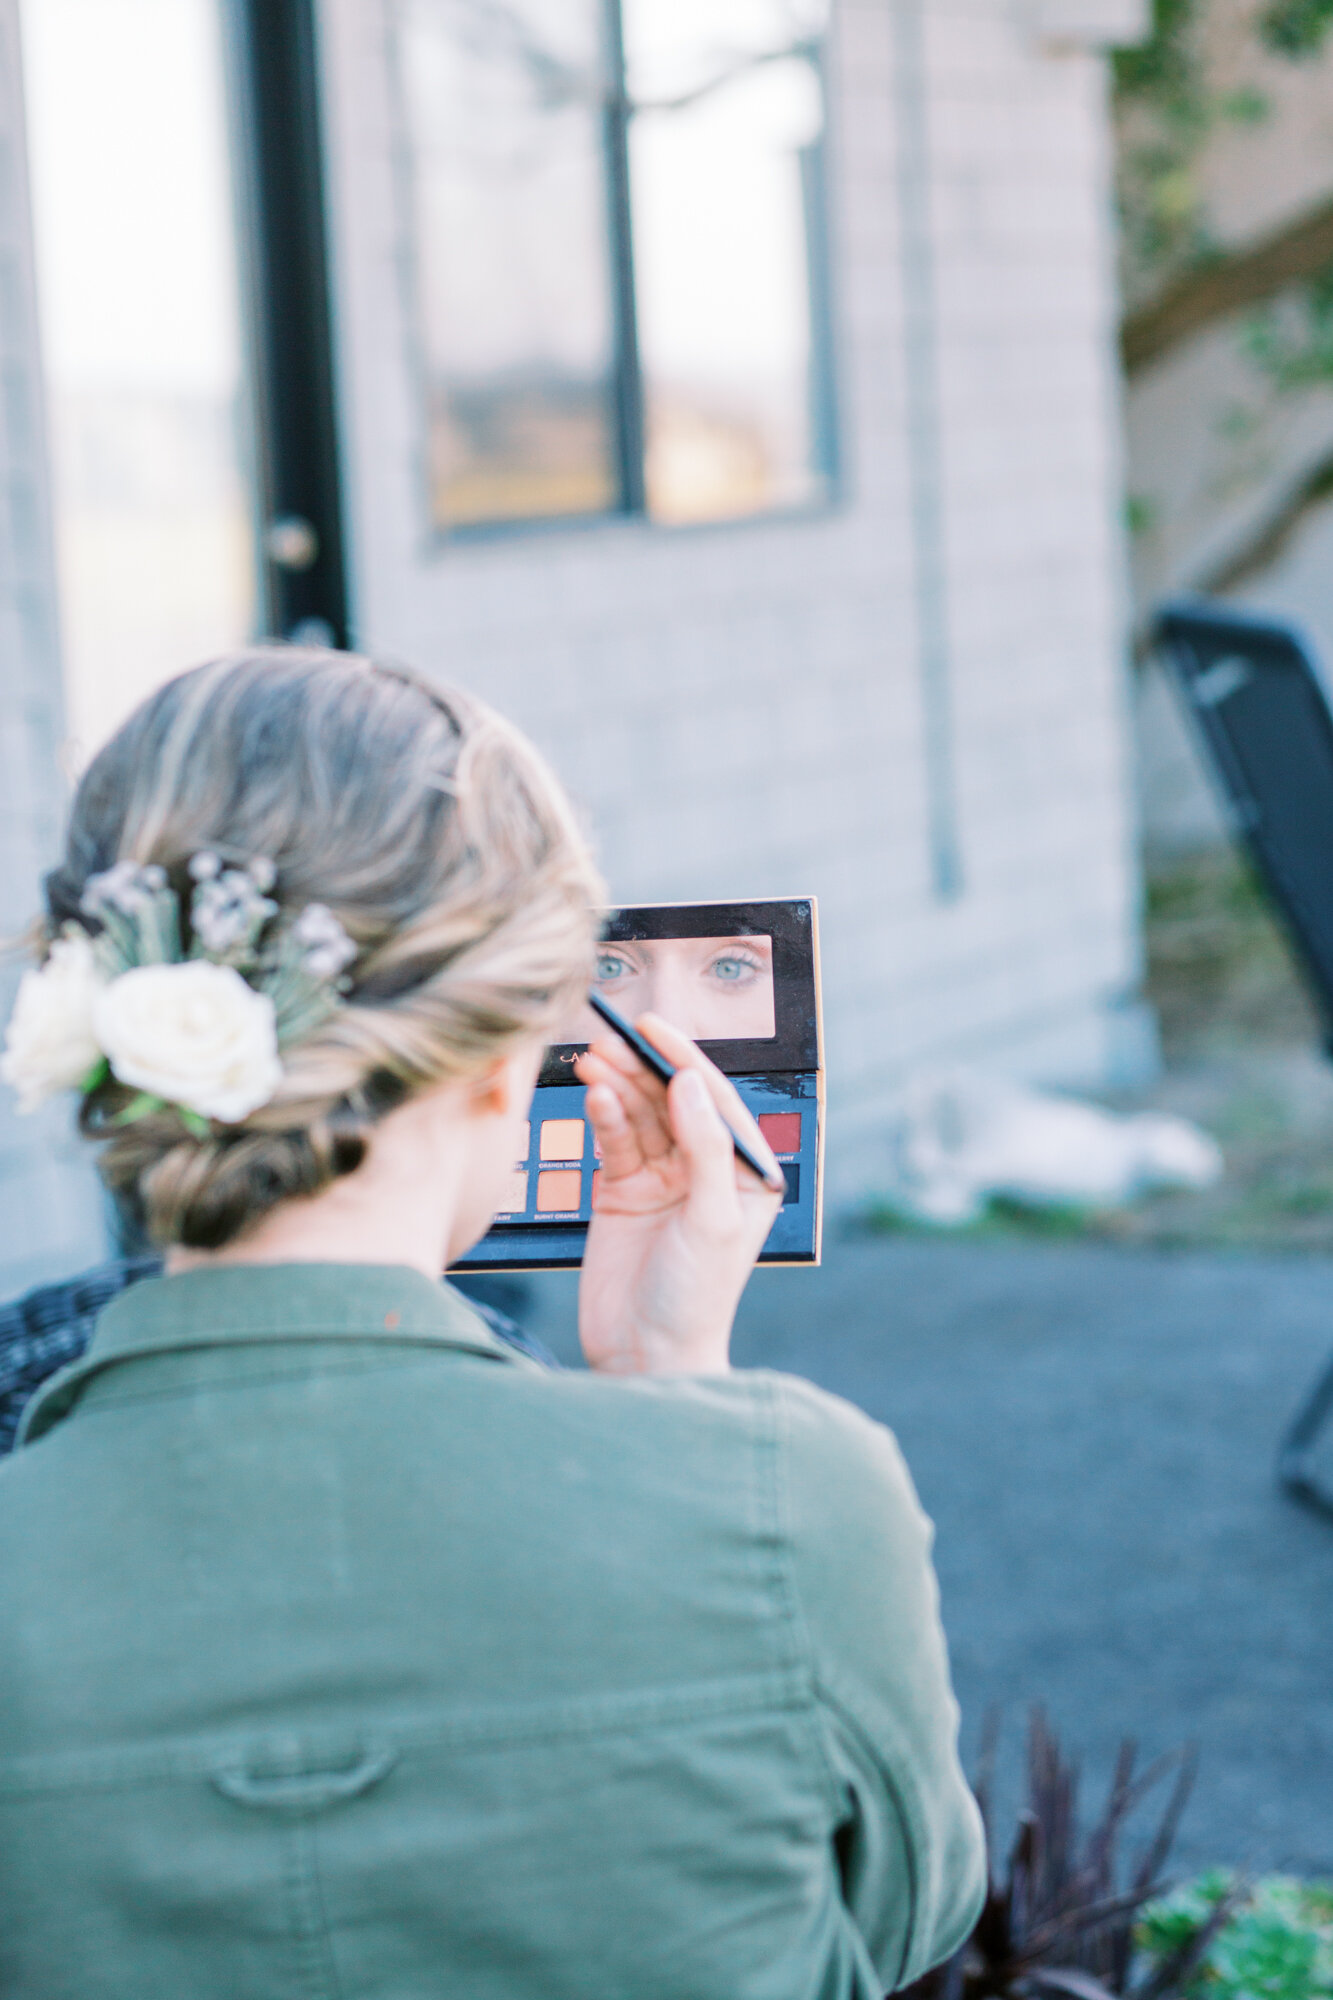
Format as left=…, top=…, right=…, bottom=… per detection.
left=1122, top=190, right=1333, bottom=373
left=1193, top=442, right=1333, bottom=592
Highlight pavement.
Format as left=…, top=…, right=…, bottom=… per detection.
left=521, top=1237, right=1333, bottom=1882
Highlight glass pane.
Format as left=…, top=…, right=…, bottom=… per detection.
left=398, top=0, right=621, bottom=529
left=19, top=0, right=257, bottom=758
left=623, top=0, right=832, bottom=525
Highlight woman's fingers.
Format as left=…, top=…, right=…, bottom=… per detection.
left=576, top=1013, right=783, bottom=1196
left=668, top=1067, right=743, bottom=1230
left=576, top=1045, right=674, bottom=1175
left=579, top=1077, right=640, bottom=1182
left=634, top=1014, right=782, bottom=1189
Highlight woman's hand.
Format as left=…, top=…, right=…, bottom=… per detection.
left=574, top=1014, right=784, bottom=1376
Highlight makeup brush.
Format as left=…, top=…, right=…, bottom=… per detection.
left=586, top=989, right=786, bottom=1193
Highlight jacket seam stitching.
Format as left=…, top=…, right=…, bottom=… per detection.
left=765, top=1381, right=851, bottom=1826
left=0, top=1669, right=817, bottom=1795
left=72, top=1351, right=471, bottom=1411
left=299, top=1818, right=345, bottom=2000
left=814, top=1673, right=924, bottom=1990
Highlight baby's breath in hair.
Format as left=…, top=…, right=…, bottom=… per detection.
left=5, top=850, right=363, bottom=1138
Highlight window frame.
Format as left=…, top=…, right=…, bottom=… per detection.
left=394, top=0, right=842, bottom=548
left=224, top=0, right=350, bottom=643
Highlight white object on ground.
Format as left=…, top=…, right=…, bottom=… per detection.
left=880, top=1068, right=1223, bottom=1225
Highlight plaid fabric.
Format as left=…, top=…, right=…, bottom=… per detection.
left=0, top=1259, right=556, bottom=1453
left=0, top=1258, right=162, bottom=1455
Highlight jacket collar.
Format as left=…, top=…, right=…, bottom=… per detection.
left=19, top=1263, right=535, bottom=1446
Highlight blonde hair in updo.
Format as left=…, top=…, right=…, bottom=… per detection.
left=46, top=647, right=603, bottom=1249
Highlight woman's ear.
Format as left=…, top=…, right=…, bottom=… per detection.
left=467, top=1041, right=542, bottom=1119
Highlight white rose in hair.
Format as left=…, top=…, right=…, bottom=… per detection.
left=95, top=962, right=282, bottom=1124
left=1, top=930, right=104, bottom=1112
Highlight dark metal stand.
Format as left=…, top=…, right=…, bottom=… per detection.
left=1155, top=599, right=1333, bottom=1523
left=1278, top=1353, right=1333, bottom=1520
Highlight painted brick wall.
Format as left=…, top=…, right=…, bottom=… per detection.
left=0, top=0, right=1147, bottom=1295
left=0, top=0, right=106, bottom=1292
left=319, top=0, right=1147, bottom=1194
left=318, top=0, right=1147, bottom=1201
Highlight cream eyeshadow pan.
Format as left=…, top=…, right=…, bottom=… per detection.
left=539, top=1118, right=585, bottom=1162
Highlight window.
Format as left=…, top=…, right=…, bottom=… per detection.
left=20, top=0, right=258, bottom=756
left=21, top=0, right=349, bottom=758
left=396, top=0, right=835, bottom=534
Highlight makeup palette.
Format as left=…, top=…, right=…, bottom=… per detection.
left=453, top=898, right=823, bottom=1272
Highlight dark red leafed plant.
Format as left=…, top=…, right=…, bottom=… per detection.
left=896, top=1709, right=1238, bottom=2000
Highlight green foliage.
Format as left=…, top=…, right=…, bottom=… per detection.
left=1113, top=0, right=1199, bottom=100
left=901, top=1710, right=1199, bottom=2000
left=1138, top=1870, right=1237, bottom=1959
left=1113, top=0, right=1333, bottom=292
left=1113, top=1, right=1271, bottom=282
left=77, top=1057, right=109, bottom=1096
left=1243, top=263, right=1333, bottom=389
left=1260, top=0, right=1333, bottom=58
left=1137, top=1874, right=1333, bottom=2000
left=110, top=1092, right=210, bottom=1140
left=904, top=1721, right=1333, bottom=2000
left=858, top=1193, right=1103, bottom=1241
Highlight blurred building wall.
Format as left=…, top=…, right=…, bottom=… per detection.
left=0, top=0, right=107, bottom=1293
left=318, top=0, right=1152, bottom=1198
left=0, top=0, right=1152, bottom=1286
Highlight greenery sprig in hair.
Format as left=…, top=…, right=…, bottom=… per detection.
left=2, top=856, right=359, bottom=1131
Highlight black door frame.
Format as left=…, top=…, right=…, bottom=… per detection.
left=225, top=0, right=349, bottom=647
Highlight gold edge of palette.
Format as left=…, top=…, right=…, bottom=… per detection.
left=808, top=895, right=824, bottom=1072
left=811, top=1064, right=827, bottom=1269
left=808, top=896, right=825, bottom=1268
left=451, top=1256, right=823, bottom=1274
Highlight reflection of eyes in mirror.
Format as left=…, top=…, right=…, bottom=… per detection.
left=557, top=935, right=776, bottom=1045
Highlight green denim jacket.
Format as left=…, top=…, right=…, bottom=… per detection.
left=0, top=1264, right=984, bottom=1999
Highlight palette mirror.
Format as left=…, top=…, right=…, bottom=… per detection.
left=452, top=897, right=823, bottom=1274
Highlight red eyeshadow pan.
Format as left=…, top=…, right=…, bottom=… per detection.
left=758, top=1112, right=802, bottom=1156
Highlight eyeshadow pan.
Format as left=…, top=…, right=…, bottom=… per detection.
left=781, top=1164, right=800, bottom=1206
left=516, top=1122, right=530, bottom=1166
left=496, top=1169, right=528, bottom=1216
left=758, top=1112, right=802, bottom=1156
left=537, top=1168, right=583, bottom=1213
left=540, top=1118, right=585, bottom=1163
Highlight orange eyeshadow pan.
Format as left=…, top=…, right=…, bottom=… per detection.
left=536, top=1168, right=583, bottom=1213
left=758, top=1112, right=802, bottom=1156
left=540, top=1118, right=585, bottom=1162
